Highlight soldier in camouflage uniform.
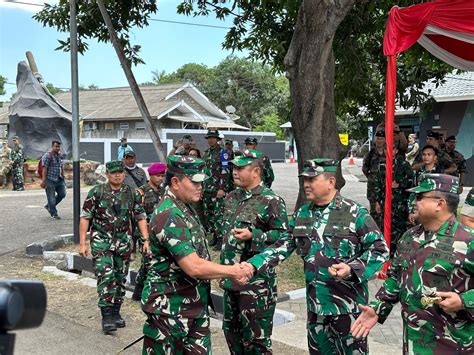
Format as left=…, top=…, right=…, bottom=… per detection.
left=202, top=129, right=231, bottom=251
left=141, top=155, right=253, bottom=354
left=412, top=130, right=457, bottom=175
left=244, top=159, right=389, bottom=354
left=375, top=145, right=414, bottom=257
left=445, top=135, right=467, bottom=192
left=353, top=174, right=474, bottom=354
left=460, top=188, right=474, bottom=229
left=131, top=162, right=167, bottom=302
left=10, top=136, right=25, bottom=191
left=0, top=141, right=12, bottom=188
left=362, top=130, right=386, bottom=227
left=219, top=149, right=288, bottom=354
left=244, top=137, right=275, bottom=189
left=79, top=160, right=149, bottom=333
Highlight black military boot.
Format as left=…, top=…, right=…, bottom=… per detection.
left=131, top=284, right=143, bottom=302
left=112, top=303, right=126, bottom=328
left=101, top=306, right=117, bottom=333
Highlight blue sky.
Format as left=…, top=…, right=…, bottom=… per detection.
left=0, top=0, right=244, bottom=101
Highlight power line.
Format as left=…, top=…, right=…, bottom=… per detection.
left=2, top=1, right=231, bottom=29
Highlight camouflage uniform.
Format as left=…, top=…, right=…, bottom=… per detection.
left=10, top=141, right=25, bottom=190
left=370, top=174, right=474, bottom=354
left=446, top=148, right=467, bottom=177
left=248, top=159, right=389, bottom=355
left=413, top=146, right=456, bottom=172
left=142, top=155, right=212, bottom=354
left=0, top=144, right=12, bottom=187
left=202, top=130, right=230, bottom=241
left=461, top=188, right=474, bottom=218
left=219, top=149, right=288, bottom=354
left=80, top=162, right=147, bottom=308
left=362, top=147, right=385, bottom=227
left=375, top=156, right=415, bottom=257
left=133, top=182, right=165, bottom=290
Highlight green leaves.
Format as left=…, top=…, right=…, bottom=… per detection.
left=33, top=0, right=158, bottom=66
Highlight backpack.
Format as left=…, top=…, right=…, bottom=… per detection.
left=37, top=152, right=53, bottom=178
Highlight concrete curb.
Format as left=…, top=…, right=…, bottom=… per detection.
left=26, top=234, right=74, bottom=256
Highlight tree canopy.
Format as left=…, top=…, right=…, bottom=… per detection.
left=150, top=56, right=290, bottom=132
left=0, top=75, right=6, bottom=97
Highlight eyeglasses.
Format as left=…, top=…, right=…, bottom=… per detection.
left=414, top=194, right=443, bottom=201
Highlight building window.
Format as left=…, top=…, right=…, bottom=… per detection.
left=120, top=123, right=129, bottom=130
left=104, top=122, right=114, bottom=130
left=136, top=122, right=146, bottom=130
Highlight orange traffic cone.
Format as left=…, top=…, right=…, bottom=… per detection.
left=290, top=151, right=295, bottom=163
left=348, top=152, right=355, bottom=165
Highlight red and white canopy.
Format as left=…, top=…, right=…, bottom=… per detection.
left=384, top=0, right=474, bottom=70
left=379, top=0, right=474, bottom=276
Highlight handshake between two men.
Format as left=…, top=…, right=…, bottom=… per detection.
left=229, top=262, right=256, bottom=285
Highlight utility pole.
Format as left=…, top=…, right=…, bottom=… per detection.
left=70, top=0, right=80, bottom=243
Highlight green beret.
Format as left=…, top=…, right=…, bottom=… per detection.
left=167, top=155, right=207, bottom=182
left=299, top=158, right=339, bottom=177
left=106, top=160, right=125, bottom=173
left=230, top=149, right=263, bottom=167
left=407, top=173, right=460, bottom=194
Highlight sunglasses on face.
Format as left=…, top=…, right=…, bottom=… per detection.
left=415, top=194, right=443, bottom=201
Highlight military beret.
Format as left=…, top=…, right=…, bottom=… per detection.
left=225, top=139, right=233, bottom=146
left=167, top=155, right=207, bottom=182
left=375, top=130, right=385, bottom=138
left=230, top=149, right=263, bottom=167
left=205, top=129, right=221, bottom=139
left=148, top=162, right=166, bottom=175
left=407, top=173, right=460, bottom=194
left=426, top=130, right=440, bottom=139
left=124, top=150, right=136, bottom=157
left=244, top=137, right=258, bottom=145
left=120, top=137, right=127, bottom=142
left=299, top=158, right=339, bottom=177
left=12, top=136, right=19, bottom=140
left=106, top=160, right=125, bottom=173
left=445, top=135, right=456, bottom=142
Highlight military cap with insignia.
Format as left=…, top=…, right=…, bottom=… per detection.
left=375, top=130, right=385, bottom=138
left=167, top=155, right=207, bottom=182
left=244, top=137, right=258, bottom=145
left=230, top=149, right=263, bottom=167
left=106, top=160, right=125, bottom=173
left=205, top=129, right=221, bottom=140
left=407, top=173, right=460, bottom=194
left=426, top=130, right=440, bottom=139
left=299, top=158, right=339, bottom=177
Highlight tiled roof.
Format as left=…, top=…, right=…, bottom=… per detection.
left=424, top=71, right=474, bottom=101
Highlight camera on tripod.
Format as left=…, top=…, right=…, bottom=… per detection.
left=0, top=280, right=47, bottom=355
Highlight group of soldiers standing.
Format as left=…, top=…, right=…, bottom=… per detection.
left=0, top=135, right=25, bottom=190
left=78, top=127, right=473, bottom=354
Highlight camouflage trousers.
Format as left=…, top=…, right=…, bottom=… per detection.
left=143, top=314, right=211, bottom=355
left=91, top=242, right=131, bottom=308
left=366, top=177, right=382, bottom=228
left=202, top=191, right=224, bottom=238
left=11, top=164, right=24, bottom=190
left=307, top=311, right=367, bottom=355
left=223, top=290, right=276, bottom=354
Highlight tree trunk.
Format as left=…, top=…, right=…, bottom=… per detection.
left=285, top=0, right=356, bottom=210
left=96, top=0, right=167, bottom=162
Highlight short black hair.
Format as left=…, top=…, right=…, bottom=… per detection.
left=249, top=159, right=264, bottom=171
left=422, top=144, right=438, bottom=155
left=433, top=191, right=460, bottom=213
left=52, top=140, right=61, bottom=146
left=164, top=171, right=185, bottom=187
